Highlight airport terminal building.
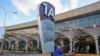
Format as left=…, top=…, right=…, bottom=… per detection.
left=0, top=1, right=100, bottom=54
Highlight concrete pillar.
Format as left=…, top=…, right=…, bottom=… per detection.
left=16, top=42, right=19, bottom=51
left=37, top=41, right=39, bottom=49
left=25, top=42, right=28, bottom=53
left=8, top=42, right=11, bottom=50
left=95, top=38, right=99, bottom=55
left=70, top=40, right=73, bottom=52
left=73, top=40, right=77, bottom=47
left=61, top=31, right=76, bottom=52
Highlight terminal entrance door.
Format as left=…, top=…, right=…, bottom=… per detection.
left=29, top=40, right=37, bottom=52
left=13, top=42, right=18, bottom=51
left=73, top=35, right=96, bottom=54
left=18, top=41, right=25, bottom=51
left=14, top=43, right=17, bottom=51
left=4, top=41, right=9, bottom=50
left=55, top=38, right=70, bottom=53
left=98, top=37, right=100, bottom=53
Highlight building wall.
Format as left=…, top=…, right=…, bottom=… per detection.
left=56, top=13, right=100, bottom=31
left=6, top=1, right=100, bottom=31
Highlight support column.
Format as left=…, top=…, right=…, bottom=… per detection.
left=84, top=27, right=100, bottom=54
left=25, top=42, right=28, bottom=53
left=8, top=42, right=11, bottom=50
left=95, top=38, right=99, bottom=55
left=73, top=40, right=77, bottom=50
left=37, top=41, right=39, bottom=49
left=16, top=42, right=19, bottom=51
left=36, top=40, right=40, bottom=53
left=70, top=40, right=73, bottom=52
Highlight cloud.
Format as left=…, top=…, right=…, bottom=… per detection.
left=15, top=0, right=100, bottom=17
left=11, top=0, right=71, bottom=15
left=11, top=0, right=80, bottom=16
left=11, top=0, right=35, bottom=15
left=71, top=0, right=78, bottom=9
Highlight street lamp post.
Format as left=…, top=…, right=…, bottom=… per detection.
left=0, top=5, right=17, bottom=54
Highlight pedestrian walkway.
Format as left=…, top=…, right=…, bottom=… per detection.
left=0, top=50, right=100, bottom=56
left=0, top=53, right=99, bottom=56
left=0, top=53, right=51, bottom=56
left=65, top=53, right=99, bottom=56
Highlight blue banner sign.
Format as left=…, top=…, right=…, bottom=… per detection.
left=38, top=2, right=55, bottom=53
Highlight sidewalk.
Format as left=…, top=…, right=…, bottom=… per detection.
left=0, top=53, right=99, bottom=56
left=0, top=50, right=99, bottom=56
left=65, top=54, right=100, bottom=56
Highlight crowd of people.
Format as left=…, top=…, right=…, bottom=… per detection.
left=54, top=42, right=93, bottom=56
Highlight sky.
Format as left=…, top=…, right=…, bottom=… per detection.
left=0, top=0, right=99, bottom=27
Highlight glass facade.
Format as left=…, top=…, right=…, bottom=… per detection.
left=56, top=14, right=100, bottom=31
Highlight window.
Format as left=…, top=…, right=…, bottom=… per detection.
left=56, top=14, right=100, bottom=29
left=56, top=24, right=59, bottom=30
left=94, top=14, right=100, bottom=25
left=76, top=23, right=82, bottom=28
left=76, top=18, right=82, bottom=24
left=95, top=14, right=100, bottom=21
left=81, top=17, right=88, bottom=23
left=59, top=23, right=65, bottom=30
left=63, top=22, right=68, bottom=29
left=88, top=15, right=95, bottom=22
left=65, top=21, right=70, bottom=28
left=82, top=22, right=89, bottom=27
left=88, top=21, right=96, bottom=27
left=96, top=19, right=100, bottom=25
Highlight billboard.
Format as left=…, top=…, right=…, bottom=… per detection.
left=38, top=2, right=55, bottom=53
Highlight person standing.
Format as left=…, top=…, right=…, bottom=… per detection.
left=86, top=45, right=90, bottom=53
left=54, top=45, right=64, bottom=56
